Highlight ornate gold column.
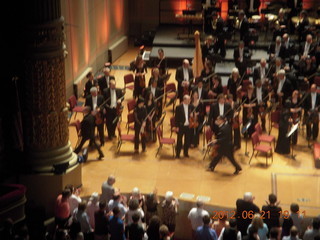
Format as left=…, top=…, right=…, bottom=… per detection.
left=23, top=0, right=78, bottom=173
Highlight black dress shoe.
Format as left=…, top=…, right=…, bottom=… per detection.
left=98, top=155, right=105, bottom=160
left=184, top=153, right=190, bottom=157
left=175, top=155, right=180, bottom=159
left=206, top=166, right=214, bottom=172
left=233, top=169, right=242, bottom=175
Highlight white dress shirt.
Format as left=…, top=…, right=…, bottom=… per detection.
left=92, top=96, right=97, bottom=110
left=311, top=92, right=316, bottom=110
left=260, top=67, right=265, bottom=80
left=183, top=67, right=189, bottom=82
left=219, top=103, right=224, bottom=116
left=277, top=79, right=285, bottom=94
left=239, top=47, right=244, bottom=62
left=151, top=87, right=156, bottom=97
left=110, top=89, right=117, bottom=108
left=183, top=103, right=189, bottom=126
left=275, top=43, right=281, bottom=57
left=198, top=87, right=202, bottom=99
left=303, top=42, right=310, bottom=57
left=256, top=87, right=262, bottom=104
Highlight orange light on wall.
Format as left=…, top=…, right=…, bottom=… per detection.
left=68, top=0, right=79, bottom=75
left=220, top=0, right=228, bottom=20
left=115, top=0, right=124, bottom=30
left=84, top=0, right=90, bottom=64
left=172, top=0, right=187, bottom=14
left=303, top=0, right=313, bottom=10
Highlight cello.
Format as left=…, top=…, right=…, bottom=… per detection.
left=94, top=97, right=110, bottom=125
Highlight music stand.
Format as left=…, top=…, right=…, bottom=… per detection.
left=286, top=122, right=299, bottom=160
left=242, top=120, right=252, bottom=156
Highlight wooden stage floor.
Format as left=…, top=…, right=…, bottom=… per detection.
left=69, top=46, right=320, bottom=218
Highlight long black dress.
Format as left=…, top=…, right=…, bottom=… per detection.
left=275, top=108, right=291, bottom=154
left=133, top=63, right=147, bottom=99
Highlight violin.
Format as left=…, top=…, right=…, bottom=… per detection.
left=94, top=97, right=110, bottom=125
left=258, top=93, right=271, bottom=120
left=139, top=74, right=146, bottom=88
left=245, top=96, right=257, bottom=119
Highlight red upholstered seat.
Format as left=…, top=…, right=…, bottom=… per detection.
left=255, top=123, right=275, bottom=148
left=203, top=127, right=214, bottom=160
left=160, top=137, right=175, bottom=144
left=116, top=124, right=134, bottom=153
left=120, top=134, right=135, bottom=141
left=124, top=74, right=134, bottom=90
left=249, top=131, right=273, bottom=166
left=68, top=95, right=85, bottom=120
left=156, top=126, right=175, bottom=157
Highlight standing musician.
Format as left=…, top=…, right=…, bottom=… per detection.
left=190, top=91, right=204, bottom=148
left=253, top=58, right=269, bottom=86
left=103, top=80, right=124, bottom=140
left=192, top=78, right=208, bottom=102
left=74, top=106, right=105, bottom=160
left=210, top=11, right=226, bottom=59
left=207, top=116, right=242, bottom=175
left=134, top=97, right=147, bottom=153
left=145, top=78, right=162, bottom=120
left=288, top=90, right=302, bottom=145
left=175, top=95, right=194, bottom=158
left=299, top=34, right=316, bottom=61
left=84, top=72, right=98, bottom=98
left=274, top=69, right=293, bottom=108
left=282, top=33, right=296, bottom=67
left=242, top=84, right=257, bottom=138
left=275, top=100, right=292, bottom=155
left=208, top=94, right=233, bottom=134
left=233, top=41, right=251, bottom=77
left=97, top=67, right=115, bottom=93
left=175, top=59, right=194, bottom=103
left=201, top=35, right=216, bottom=65
left=255, top=80, right=269, bottom=132
left=133, top=55, right=147, bottom=99
left=267, top=36, right=286, bottom=62
left=303, top=84, right=320, bottom=142
left=295, top=10, right=310, bottom=42
left=299, top=55, right=317, bottom=86
left=237, top=10, right=249, bottom=46
left=227, top=67, right=242, bottom=101
left=145, top=91, right=157, bottom=142
left=208, top=74, right=223, bottom=100
left=226, top=94, right=241, bottom=150
left=200, top=59, right=214, bottom=89
left=85, top=87, right=105, bottom=146
left=153, top=48, right=167, bottom=78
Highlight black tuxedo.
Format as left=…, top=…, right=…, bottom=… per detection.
left=85, top=94, right=105, bottom=145
left=233, top=46, right=251, bottom=76
left=175, top=66, right=194, bottom=102
left=191, top=87, right=208, bottom=101
left=239, top=18, right=249, bottom=45
left=253, top=66, right=269, bottom=86
left=212, top=17, right=226, bottom=58
left=208, top=103, right=232, bottom=132
left=201, top=43, right=215, bottom=64
left=97, top=75, right=115, bottom=92
left=267, top=43, right=286, bottom=60
left=235, top=199, right=260, bottom=236
left=275, top=78, right=293, bottom=105
left=74, top=113, right=104, bottom=158
left=103, top=88, right=124, bottom=139
left=296, top=18, right=310, bottom=41
left=208, top=122, right=242, bottom=172
left=144, top=86, right=163, bottom=120
left=299, top=41, right=316, bottom=58
left=175, top=104, right=194, bottom=157
left=304, top=92, right=320, bottom=140
left=84, top=79, right=98, bottom=97
left=283, top=39, right=296, bottom=65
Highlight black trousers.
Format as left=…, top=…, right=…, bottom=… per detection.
left=233, top=127, right=241, bottom=149
left=96, top=123, right=105, bottom=145
left=74, top=136, right=104, bottom=157
left=209, top=148, right=241, bottom=171
left=306, top=121, right=319, bottom=140
left=134, top=127, right=146, bottom=151
left=176, top=125, right=191, bottom=157
left=106, top=108, right=117, bottom=139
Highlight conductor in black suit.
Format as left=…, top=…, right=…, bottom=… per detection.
left=74, top=106, right=104, bottom=160
left=175, top=59, right=194, bottom=103
left=85, top=87, right=105, bottom=146
left=207, top=116, right=242, bottom=174
left=103, top=80, right=124, bottom=140
left=175, top=95, right=194, bottom=158
left=97, top=67, right=115, bottom=93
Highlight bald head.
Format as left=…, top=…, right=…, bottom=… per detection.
left=183, top=59, right=190, bottom=68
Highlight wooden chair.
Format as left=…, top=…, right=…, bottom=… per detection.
left=255, top=122, right=275, bottom=148
left=124, top=74, right=134, bottom=91
left=169, top=116, right=178, bottom=138
left=68, top=95, right=85, bottom=120
left=156, top=126, right=175, bottom=157
left=127, top=99, right=136, bottom=113
left=117, top=124, right=135, bottom=153
left=249, top=131, right=273, bottom=166
left=126, top=112, right=135, bottom=134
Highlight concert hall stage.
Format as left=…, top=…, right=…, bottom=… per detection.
left=70, top=46, right=320, bottom=240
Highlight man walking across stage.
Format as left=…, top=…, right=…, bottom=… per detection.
left=207, top=116, right=242, bottom=175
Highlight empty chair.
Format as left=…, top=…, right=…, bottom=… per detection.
left=127, top=99, right=136, bottom=113
left=156, top=126, right=175, bottom=157
left=249, top=131, right=273, bottom=166
left=169, top=116, right=178, bottom=138
left=68, top=95, right=85, bottom=120
left=124, top=74, right=134, bottom=90
left=255, top=122, right=275, bottom=148
left=269, top=110, right=280, bottom=135
left=117, top=124, right=135, bottom=153
left=126, top=112, right=135, bottom=133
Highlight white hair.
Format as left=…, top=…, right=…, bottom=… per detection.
left=232, top=68, right=239, bottom=74
left=277, top=69, right=285, bottom=75
left=132, top=187, right=140, bottom=196
left=90, top=87, right=97, bottom=93
left=244, top=192, right=253, bottom=202
left=165, top=191, right=173, bottom=201
left=89, top=192, right=99, bottom=201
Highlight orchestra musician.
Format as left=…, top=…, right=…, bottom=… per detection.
left=207, top=115, right=242, bottom=175
left=85, top=87, right=105, bottom=146
left=227, top=67, right=242, bottom=101
left=268, top=36, right=286, bottom=62
left=275, top=100, right=292, bottom=155
left=269, top=57, right=284, bottom=87
left=288, top=90, right=302, bottom=145
left=242, top=84, right=257, bottom=138
left=255, top=80, right=269, bottom=132
left=233, top=40, right=251, bottom=77
left=97, top=67, right=115, bottom=93
left=299, top=34, right=316, bottom=61
left=299, top=55, right=317, bottom=86
left=133, top=55, right=147, bottom=99
left=190, top=91, right=204, bottom=148
left=175, top=95, right=194, bottom=158
left=192, top=78, right=208, bottom=102
left=103, top=80, right=124, bottom=140
left=84, top=72, right=98, bottom=98
left=282, top=33, right=296, bottom=67
left=210, top=11, right=226, bottom=59
left=200, top=59, right=214, bottom=90
left=274, top=69, right=293, bottom=108
left=134, top=97, right=147, bottom=153
left=144, top=91, right=157, bottom=142
left=208, top=74, right=223, bottom=100
left=201, top=35, right=216, bottom=65
left=237, top=10, right=249, bottom=46
left=226, top=94, right=241, bottom=150
left=295, top=10, right=310, bottom=42
left=175, top=59, right=194, bottom=103
left=253, top=58, right=269, bottom=86
left=208, top=94, right=233, bottom=134
left=271, top=8, right=288, bottom=41
left=303, top=84, right=320, bottom=142
left=145, top=78, right=162, bottom=121
left=74, top=106, right=104, bottom=160
left=153, top=48, right=167, bottom=78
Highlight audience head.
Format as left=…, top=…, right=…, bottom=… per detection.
left=248, top=226, right=259, bottom=239
left=149, top=215, right=161, bottom=229
left=251, top=213, right=263, bottom=229
left=64, top=184, right=75, bottom=193
left=244, top=192, right=254, bottom=202
left=99, top=201, right=106, bottom=210
left=132, top=212, right=141, bottom=223
left=196, top=199, right=204, bottom=208
left=107, top=175, right=116, bottom=185
left=290, top=203, right=299, bottom=213
left=203, top=215, right=211, bottom=225
left=61, top=188, right=71, bottom=199
left=159, top=224, right=170, bottom=240
left=132, top=187, right=140, bottom=197
left=312, top=217, right=320, bottom=230
left=268, top=193, right=277, bottom=205
left=78, top=201, right=87, bottom=211
left=270, top=227, right=279, bottom=239
left=290, top=226, right=298, bottom=237
left=165, top=191, right=174, bottom=202
left=89, top=192, right=99, bottom=203
left=128, top=198, right=139, bottom=211
left=113, top=206, right=120, bottom=217
left=229, top=218, right=237, bottom=228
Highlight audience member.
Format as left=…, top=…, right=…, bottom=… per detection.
left=109, top=206, right=125, bottom=240
left=236, top=192, right=260, bottom=236
left=94, top=201, right=109, bottom=240
left=303, top=218, right=320, bottom=240
left=65, top=184, right=82, bottom=216
left=195, top=215, right=218, bottom=240
left=269, top=227, right=280, bottom=240
left=73, top=201, right=93, bottom=239
left=247, top=214, right=268, bottom=240
left=125, top=212, right=145, bottom=240
left=100, top=175, right=116, bottom=204
left=244, top=226, right=259, bottom=240
left=147, top=215, right=161, bottom=240
left=212, top=213, right=230, bottom=237
left=218, top=218, right=241, bottom=240
left=145, top=189, right=160, bottom=225
left=55, top=188, right=71, bottom=229
left=130, top=187, right=146, bottom=209
left=108, top=192, right=128, bottom=220
left=159, top=224, right=171, bottom=240
left=125, top=198, right=145, bottom=226
left=262, top=194, right=282, bottom=231
left=290, top=203, right=303, bottom=234
left=86, top=192, right=99, bottom=230
left=283, top=226, right=300, bottom=240
left=188, top=200, right=210, bottom=239
left=161, top=191, right=179, bottom=234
